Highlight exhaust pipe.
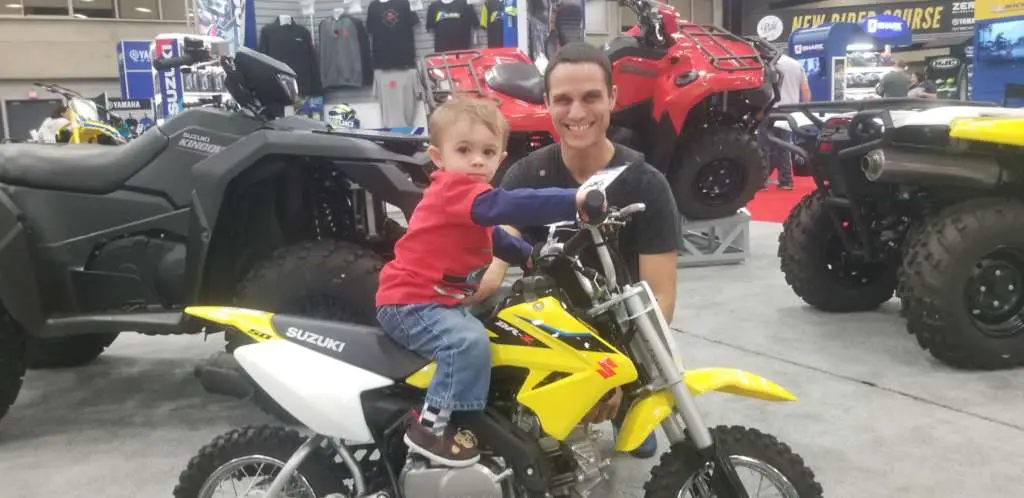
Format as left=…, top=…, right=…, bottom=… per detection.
left=194, top=352, right=255, bottom=400
left=863, top=146, right=1006, bottom=189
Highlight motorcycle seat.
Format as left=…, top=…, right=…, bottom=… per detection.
left=0, top=127, right=169, bottom=194
left=486, top=62, right=545, bottom=105
left=272, top=314, right=430, bottom=380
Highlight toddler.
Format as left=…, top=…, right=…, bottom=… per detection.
left=375, top=97, right=593, bottom=467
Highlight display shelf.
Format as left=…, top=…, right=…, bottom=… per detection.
left=676, top=208, right=750, bottom=268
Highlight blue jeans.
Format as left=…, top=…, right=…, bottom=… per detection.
left=756, top=127, right=794, bottom=186
left=377, top=304, right=491, bottom=411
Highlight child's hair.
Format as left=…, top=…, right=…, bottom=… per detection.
left=428, top=97, right=509, bottom=150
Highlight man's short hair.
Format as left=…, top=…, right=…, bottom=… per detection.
left=543, top=42, right=614, bottom=94
left=427, top=97, right=509, bottom=150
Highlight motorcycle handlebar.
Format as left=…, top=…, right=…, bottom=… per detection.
left=582, top=189, right=607, bottom=225
left=152, top=54, right=197, bottom=71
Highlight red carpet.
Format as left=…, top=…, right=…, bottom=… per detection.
left=746, top=175, right=817, bottom=223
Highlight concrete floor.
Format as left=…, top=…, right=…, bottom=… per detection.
left=1, top=221, right=1023, bottom=498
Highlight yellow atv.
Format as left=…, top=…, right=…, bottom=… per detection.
left=31, top=82, right=127, bottom=146
left=769, top=98, right=1024, bottom=369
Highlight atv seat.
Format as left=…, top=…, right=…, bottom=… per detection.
left=486, top=62, right=545, bottom=105
left=272, top=314, right=430, bottom=380
left=0, top=126, right=169, bottom=194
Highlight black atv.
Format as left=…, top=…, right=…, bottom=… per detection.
left=763, top=98, right=1024, bottom=370
left=0, top=37, right=431, bottom=423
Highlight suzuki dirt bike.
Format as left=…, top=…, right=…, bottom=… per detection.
left=418, top=0, right=779, bottom=220
left=29, top=82, right=127, bottom=145
left=173, top=166, right=822, bottom=498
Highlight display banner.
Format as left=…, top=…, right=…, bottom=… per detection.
left=196, top=0, right=251, bottom=52
left=117, top=40, right=155, bottom=100
left=859, top=14, right=912, bottom=44
left=152, top=38, right=185, bottom=121
left=751, top=1, right=976, bottom=43
left=975, top=0, right=1024, bottom=20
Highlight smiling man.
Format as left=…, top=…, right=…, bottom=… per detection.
left=472, top=42, right=680, bottom=459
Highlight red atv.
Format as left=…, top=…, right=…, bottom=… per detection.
left=417, top=0, right=780, bottom=220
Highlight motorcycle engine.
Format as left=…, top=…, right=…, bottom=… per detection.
left=516, top=409, right=612, bottom=497
left=400, top=458, right=506, bottom=498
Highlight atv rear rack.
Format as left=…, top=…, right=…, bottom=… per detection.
left=680, top=24, right=768, bottom=72
left=418, top=50, right=491, bottom=114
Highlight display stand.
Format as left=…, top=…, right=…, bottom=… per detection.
left=676, top=209, right=751, bottom=268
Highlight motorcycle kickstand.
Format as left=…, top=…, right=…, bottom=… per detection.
left=262, top=434, right=324, bottom=498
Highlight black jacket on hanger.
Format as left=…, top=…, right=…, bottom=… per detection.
left=259, top=18, right=323, bottom=97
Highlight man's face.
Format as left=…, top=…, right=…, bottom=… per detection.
left=545, top=62, right=617, bottom=151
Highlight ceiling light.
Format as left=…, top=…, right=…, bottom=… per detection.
left=73, top=12, right=88, bottom=17
left=4, top=3, right=21, bottom=8
left=135, top=6, right=151, bottom=12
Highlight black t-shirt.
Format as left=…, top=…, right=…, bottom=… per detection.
left=426, top=0, right=477, bottom=52
left=481, top=0, right=505, bottom=48
left=500, top=143, right=680, bottom=282
left=366, top=0, right=420, bottom=70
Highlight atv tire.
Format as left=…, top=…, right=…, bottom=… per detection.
left=669, top=127, right=765, bottom=220
left=27, top=333, right=120, bottom=369
left=230, top=240, right=384, bottom=422
left=0, top=313, right=27, bottom=423
left=902, top=198, right=1024, bottom=370
left=779, top=191, right=899, bottom=312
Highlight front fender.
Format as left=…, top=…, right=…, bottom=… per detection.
left=613, top=368, right=796, bottom=453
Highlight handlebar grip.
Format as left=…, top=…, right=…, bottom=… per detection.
left=152, top=55, right=193, bottom=71
left=582, top=189, right=606, bottom=224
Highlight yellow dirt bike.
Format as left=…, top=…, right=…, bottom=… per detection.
left=173, top=166, right=823, bottom=498
left=30, top=82, right=127, bottom=145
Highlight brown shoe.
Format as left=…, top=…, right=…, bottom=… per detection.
left=404, top=419, right=480, bottom=467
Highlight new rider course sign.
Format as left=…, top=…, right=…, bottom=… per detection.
left=752, top=1, right=976, bottom=43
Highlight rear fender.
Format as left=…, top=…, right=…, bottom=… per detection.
left=614, top=367, right=796, bottom=452
left=0, top=190, right=44, bottom=331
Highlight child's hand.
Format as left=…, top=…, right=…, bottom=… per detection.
left=575, top=188, right=607, bottom=223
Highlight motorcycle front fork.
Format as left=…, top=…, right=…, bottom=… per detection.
left=622, top=283, right=750, bottom=498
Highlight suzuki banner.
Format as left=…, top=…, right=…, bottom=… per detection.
left=152, top=36, right=184, bottom=122
left=750, top=1, right=976, bottom=44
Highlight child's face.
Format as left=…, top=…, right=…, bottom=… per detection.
left=428, top=121, right=507, bottom=183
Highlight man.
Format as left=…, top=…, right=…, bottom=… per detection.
left=469, top=42, right=680, bottom=459
left=758, top=53, right=810, bottom=190
left=909, top=71, right=938, bottom=99
left=877, top=60, right=911, bottom=98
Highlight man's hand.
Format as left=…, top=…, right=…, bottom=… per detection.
left=581, top=387, right=623, bottom=424
left=462, top=258, right=510, bottom=306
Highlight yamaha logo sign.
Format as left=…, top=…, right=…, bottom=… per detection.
left=930, top=56, right=961, bottom=70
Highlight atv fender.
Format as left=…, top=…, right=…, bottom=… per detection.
left=613, top=368, right=797, bottom=453
left=0, top=190, right=44, bottom=331
left=183, top=129, right=427, bottom=302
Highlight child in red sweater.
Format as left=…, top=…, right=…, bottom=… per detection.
left=376, top=98, right=592, bottom=467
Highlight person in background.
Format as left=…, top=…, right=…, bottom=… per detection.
left=759, top=53, right=810, bottom=190
left=909, top=71, right=938, bottom=99
left=877, top=60, right=911, bottom=98
left=474, top=42, right=681, bottom=460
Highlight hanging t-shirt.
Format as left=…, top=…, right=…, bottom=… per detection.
left=366, top=0, right=421, bottom=70
left=374, top=69, right=419, bottom=128
left=480, top=0, right=505, bottom=48
left=426, top=0, right=477, bottom=52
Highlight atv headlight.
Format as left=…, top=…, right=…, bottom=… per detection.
left=276, top=74, right=301, bottom=105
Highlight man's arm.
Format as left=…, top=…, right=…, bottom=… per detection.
left=635, top=170, right=680, bottom=324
